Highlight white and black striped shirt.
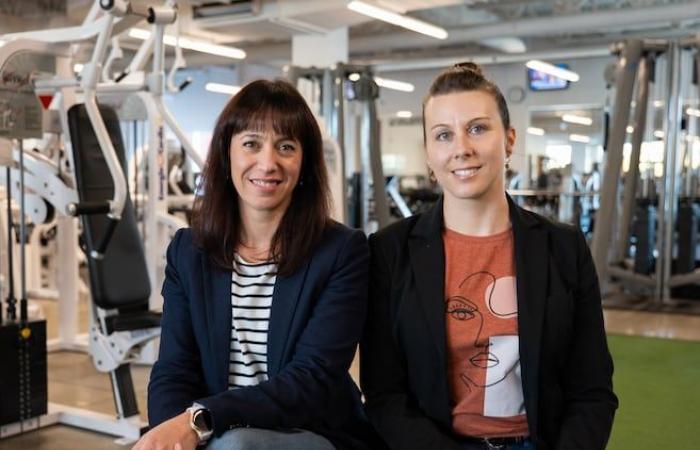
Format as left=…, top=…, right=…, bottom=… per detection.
left=229, top=255, right=276, bottom=389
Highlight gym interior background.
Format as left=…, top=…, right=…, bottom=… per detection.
left=1, top=0, right=700, bottom=449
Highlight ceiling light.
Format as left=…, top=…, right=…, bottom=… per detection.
left=526, top=127, right=545, bottom=136
left=73, top=63, right=84, bottom=73
left=205, top=82, right=241, bottom=95
left=626, top=126, right=634, bottom=134
left=687, top=108, right=700, bottom=117
left=347, top=1, right=448, bottom=40
left=374, top=76, right=414, bottom=92
left=348, top=72, right=361, bottom=81
left=653, top=100, right=664, bottom=108
left=654, top=130, right=665, bottom=139
left=128, top=29, right=246, bottom=60
left=525, top=60, right=579, bottom=82
left=562, top=114, right=593, bottom=126
left=396, top=111, right=413, bottom=118
left=569, top=134, right=590, bottom=143
left=479, top=37, right=527, bottom=54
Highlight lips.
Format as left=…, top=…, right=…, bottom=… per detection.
left=452, top=166, right=481, bottom=179
left=469, top=351, right=499, bottom=368
left=249, top=178, right=282, bottom=187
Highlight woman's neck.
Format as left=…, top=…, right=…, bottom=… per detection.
left=442, top=190, right=510, bottom=236
left=238, top=206, right=285, bottom=260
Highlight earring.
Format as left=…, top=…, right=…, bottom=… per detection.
left=427, top=167, right=437, bottom=182
left=505, top=157, right=511, bottom=170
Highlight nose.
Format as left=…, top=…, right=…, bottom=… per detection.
left=454, top=132, right=475, bottom=160
left=257, top=144, right=278, bottom=173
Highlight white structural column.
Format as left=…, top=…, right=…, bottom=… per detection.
left=291, top=28, right=348, bottom=69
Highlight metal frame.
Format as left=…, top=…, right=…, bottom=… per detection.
left=592, top=37, right=700, bottom=307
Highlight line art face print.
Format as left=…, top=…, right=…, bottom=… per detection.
left=446, top=271, right=524, bottom=417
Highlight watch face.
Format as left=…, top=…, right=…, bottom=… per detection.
left=193, top=409, right=212, bottom=431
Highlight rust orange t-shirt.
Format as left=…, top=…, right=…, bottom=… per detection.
left=443, top=227, right=529, bottom=438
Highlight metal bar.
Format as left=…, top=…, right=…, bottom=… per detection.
left=615, top=55, right=651, bottom=262
left=18, top=141, right=27, bottom=323
left=364, top=97, right=390, bottom=229
left=658, top=41, right=683, bottom=304
left=668, top=269, right=700, bottom=287
left=591, top=39, right=644, bottom=285
left=607, top=265, right=657, bottom=286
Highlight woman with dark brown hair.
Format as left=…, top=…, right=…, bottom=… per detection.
left=361, top=63, right=617, bottom=450
left=133, top=79, right=374, bottom=450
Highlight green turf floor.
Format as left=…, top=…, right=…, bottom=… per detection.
left=606, top=334, right=700, bottom=449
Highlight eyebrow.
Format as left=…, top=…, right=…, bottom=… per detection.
left=240, top=132, right=263, bottom=139
left=429, top=116, right=491, bottom=132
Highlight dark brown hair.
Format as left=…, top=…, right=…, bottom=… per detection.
left=422, top=62, right=511, bottom=142
left=192, top=79, right=330, bottom=276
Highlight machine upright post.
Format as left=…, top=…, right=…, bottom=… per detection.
left=18, top=140, right=27, bottom=323
left=592, top=39, right=644, bottom=286
left=5, top=166, right=16, bottom=322
left=616, top=55, right=651, bottom=263
left=658, top=41, right=683, bottom=304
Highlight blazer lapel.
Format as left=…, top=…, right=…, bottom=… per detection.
left=202, top=257, right=234, bottom=392
left=408, top=198, right=451, bottom=422
left=508, top=195, right=548, bottom=436
left=267, top=259, right=311, bottom=377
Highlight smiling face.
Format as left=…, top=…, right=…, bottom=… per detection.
left=229, top=125, right=302, bottom=216
left=424, top=90, right=515, bottom=204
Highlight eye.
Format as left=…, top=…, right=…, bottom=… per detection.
left=242, top=140, right=259, bottom=149
left=446, top=299, right=476, bottom=321
left=468, top=124, right=487, bottom=135
left=434, top=130, right=451, bottom=141
left=279, top=143, right=297, bottom=153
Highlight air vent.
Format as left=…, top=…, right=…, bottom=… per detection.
left=192, top=1, right=261, bottom=19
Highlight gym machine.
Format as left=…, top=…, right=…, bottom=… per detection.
left=592, top=36, right=700, bottom=309
left=289, top=64, right=395, bottom=232
left=0, top=0, right=203, bottom=442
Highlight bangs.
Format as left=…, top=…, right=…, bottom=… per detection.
left=227, top=86, right=311, bottom=142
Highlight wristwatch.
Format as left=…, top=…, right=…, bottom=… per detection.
left=186, top=405, right=213, bottom=443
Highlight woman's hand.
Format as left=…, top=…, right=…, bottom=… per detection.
left=131, top=411, right=199, bottom=450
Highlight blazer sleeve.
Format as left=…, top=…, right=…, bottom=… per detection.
left=361, top=234, right=463, bottom=450
left=555, top=229, right=618, bottom=450
left=195, top=229, right=369, bottom=435
left=148, top=229, right=207, bottom=426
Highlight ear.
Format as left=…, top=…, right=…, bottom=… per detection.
left=505, top=127, right=516, bottom=158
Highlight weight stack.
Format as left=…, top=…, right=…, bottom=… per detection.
left=0, top=320, right=48, bottom=426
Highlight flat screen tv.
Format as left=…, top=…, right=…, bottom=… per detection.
left=527, top=64, right=570, bottom=91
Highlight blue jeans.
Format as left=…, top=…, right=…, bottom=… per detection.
left=206, top=427, right=335, bottom=450
left=460, top=438, right=534, bottom=450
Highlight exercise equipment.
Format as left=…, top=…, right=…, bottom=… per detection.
left=0, top=0, right=202, bottom=442
left=592, top=36, right=700, bottom=308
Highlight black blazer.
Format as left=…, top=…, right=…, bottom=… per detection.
left=148, top=223, right=376, bottom=450
left=360, top=196, right=618, bottom=450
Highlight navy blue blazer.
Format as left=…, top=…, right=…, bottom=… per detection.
left=148, top=222, right=375, bottom=449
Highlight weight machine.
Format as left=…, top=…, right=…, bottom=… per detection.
left=591, top=36, right=700, bottom=310
left=289, top=63, right=396, bottom=232
left=0, top=0, right=203, bottom=442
